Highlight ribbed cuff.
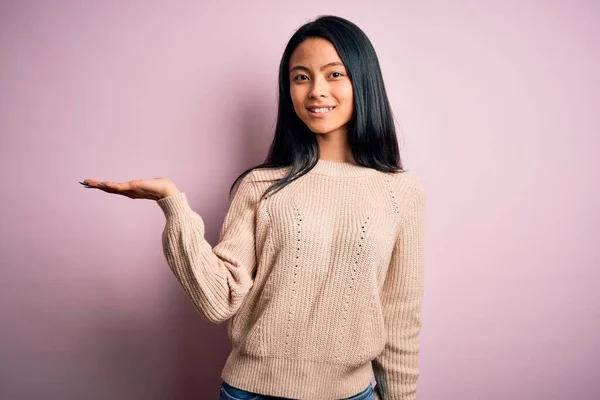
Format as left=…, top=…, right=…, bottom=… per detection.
left=156, top=192, right=190, bottom=219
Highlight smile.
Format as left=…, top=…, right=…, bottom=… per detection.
left=307, top=106, right=335, bottom=115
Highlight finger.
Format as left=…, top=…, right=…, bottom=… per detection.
left=80, top=179, right=140, bottom=198
left=97, top=181, right=120, bottom=193
left=100, top=181, right=141, bottom=198
left=79, top=180, right=116, bottom=193
left=106, top=181, right=132, bottom=192
left=79, top=180, right=104, bottom=188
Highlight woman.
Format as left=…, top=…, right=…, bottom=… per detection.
left=81, top=15, right=425, bottom=400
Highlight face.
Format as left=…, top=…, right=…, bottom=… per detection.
left=288, top=37, right=354, bottom=137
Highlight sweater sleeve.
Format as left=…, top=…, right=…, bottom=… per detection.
left=373, top=185, right=426, bottom=400
left=156, top=173, right=259, bottom=324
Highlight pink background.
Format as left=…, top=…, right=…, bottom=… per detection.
left=1, top=1, right=598, bottom=399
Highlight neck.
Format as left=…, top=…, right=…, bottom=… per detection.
left=314, top=127, right=353, bottom=163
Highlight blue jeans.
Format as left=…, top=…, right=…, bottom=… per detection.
left=219, top=380, right=375, bottom=400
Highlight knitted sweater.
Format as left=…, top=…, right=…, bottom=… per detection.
left=157, top=158, right=425, bottom=400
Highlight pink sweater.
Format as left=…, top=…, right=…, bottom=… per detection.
left=157, top=158, right=425, bottom=400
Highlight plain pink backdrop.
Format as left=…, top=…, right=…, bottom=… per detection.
left=1, top=1, right=598, bottom=399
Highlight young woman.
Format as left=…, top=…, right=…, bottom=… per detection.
left=81, top=15, right=425, bottom=400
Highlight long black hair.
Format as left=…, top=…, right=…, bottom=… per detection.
left=230, top=15, right=405, bottom=200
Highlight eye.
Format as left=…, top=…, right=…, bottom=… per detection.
left=292, top=74, right=309, bottom=81
left=330, top=71, right=344, bottom=78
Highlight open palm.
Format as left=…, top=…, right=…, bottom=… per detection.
left=79, top=177, right=179, bottom=201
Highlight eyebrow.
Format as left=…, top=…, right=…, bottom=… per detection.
left=289, top=61, right=345, bottom=73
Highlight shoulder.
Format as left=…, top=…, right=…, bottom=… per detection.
left=232, top=166, right=290, bottom=203
left=382, top=170, right=425, bottom=200
left=377, top=170, right=425, bottom=220
left=244, top=166, right=291, bottom=183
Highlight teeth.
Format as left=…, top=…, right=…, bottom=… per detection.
left=310, top=107, right=334, bottom=113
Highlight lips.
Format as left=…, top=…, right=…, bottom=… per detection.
left=307, top=105, right=336, bottom=115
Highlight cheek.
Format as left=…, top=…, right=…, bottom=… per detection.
left=339, top=84, right=354, bottom=115
left=343, top=84, right=354, bottom=103
left=290, top=89, right=305, bottom=115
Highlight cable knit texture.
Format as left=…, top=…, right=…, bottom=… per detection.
left=157, top=159, right=425, bottom=400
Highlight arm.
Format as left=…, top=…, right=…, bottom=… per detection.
left=156, top=173, right=259, bottom=324
left=373, top=186, right=426, bottom=399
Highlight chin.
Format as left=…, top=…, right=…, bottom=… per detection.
left=310, top=128, right=331, bottom=135
left=305, top=123, right=343, bottom=135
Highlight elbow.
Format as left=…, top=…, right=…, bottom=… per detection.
left=203, top=312, right=231, bottom=325
left=188, top=281, right=250, bottom=324
left=195, top=303, right=235, bottom=325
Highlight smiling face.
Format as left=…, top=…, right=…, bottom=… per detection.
left=288, top=37, right=354, bottom=137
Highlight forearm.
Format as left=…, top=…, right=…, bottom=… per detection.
left=157, top=176, right=259, bottom=324
left=161, top=206, right=251, bottom=323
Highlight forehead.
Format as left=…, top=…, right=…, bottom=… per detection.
left=289, top=37, right=342, bottom=67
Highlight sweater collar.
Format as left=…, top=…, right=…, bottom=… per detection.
left=308, top=158, right=376, bottom=177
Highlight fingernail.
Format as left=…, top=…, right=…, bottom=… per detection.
left=98, top=183, right=106, bottom=188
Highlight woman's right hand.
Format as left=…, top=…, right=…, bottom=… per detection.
left=79, top=177, right=180, bottom=201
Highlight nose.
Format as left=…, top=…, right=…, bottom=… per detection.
left=308, top=75, right=328, bottom=98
